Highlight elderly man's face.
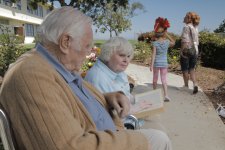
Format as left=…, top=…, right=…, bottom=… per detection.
left=68, top=25, right=93, bottom=71
left=107, top=52, right=131, bottom=73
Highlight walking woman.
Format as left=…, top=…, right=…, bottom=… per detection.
left=180, top=12, right=200, bottom=94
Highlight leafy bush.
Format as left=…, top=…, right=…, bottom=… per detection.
left=0, top=25, right=29, bottom=76
left=137, top=32, right=155, bottom=43
left=138, top=32, right=179, bottom=43
left=199, top=31, right=225, bottom=69
left=168, top=48, right=180, bottom=68
left=133, top=41, right=152, bottom=64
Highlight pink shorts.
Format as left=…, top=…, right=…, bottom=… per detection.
left=153, top=67, right=167, bottom=84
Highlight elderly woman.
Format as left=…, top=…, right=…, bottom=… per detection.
left=85, top=37, right=134, bottom=102
left=0, top=7, right=171, bottom=150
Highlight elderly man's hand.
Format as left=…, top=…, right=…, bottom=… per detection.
left=104, top=91, right=130, bottom=118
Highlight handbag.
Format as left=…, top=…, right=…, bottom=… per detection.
left=182, top=26, right=196, bottom=56
left=182, top=47, right=196, bottom=56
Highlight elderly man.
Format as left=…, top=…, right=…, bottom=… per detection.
left=0, top=6, right=171, bottom=150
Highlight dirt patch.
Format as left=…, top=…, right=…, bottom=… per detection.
left=131, top=60, right=225, bottom=124
left=195, top=66, right=225, bottom=124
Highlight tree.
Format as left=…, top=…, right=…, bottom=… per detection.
left=26, top=0, right=129, bottom=22
left=22, top=0, right=141, bottom=37
left=94, top=2, right=145, bottom=37
left=214, top=19, right=225, bottom=33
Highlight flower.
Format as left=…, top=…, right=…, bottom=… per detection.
left=173, top=56, right=177, bottom=59
left=92, top=46, right=101, bottom=56
left=86, top=52, right=96, bottom=61
left=81, top=46, right=101, bottom=77
left=88, top=62, right=93, bottom=67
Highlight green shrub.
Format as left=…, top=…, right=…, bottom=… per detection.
left=137, top=32, right=155, bottom=43
left=0, top=25, right=29, bottom=76
left=133, top=41, right=152, bottom=64
left=138, top=32, right=179, bottom=43
left=168, top=48, right=180, bottom=66
left=199, top=31, right=225, bottom=69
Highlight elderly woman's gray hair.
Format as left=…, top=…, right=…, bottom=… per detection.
left=99, top=37, right=134, bottom=62
left=37, top=6, right=92, bottom=50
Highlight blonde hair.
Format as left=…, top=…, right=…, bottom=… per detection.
left=185, top=12, right=200, bottom=26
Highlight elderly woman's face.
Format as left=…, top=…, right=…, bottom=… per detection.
left=107, top=52, right=131, bottom=73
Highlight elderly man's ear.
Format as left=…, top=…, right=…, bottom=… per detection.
left=58, top=34, right=71, bottom=54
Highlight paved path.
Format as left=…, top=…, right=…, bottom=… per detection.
left=126, top=63, right=225, bottom=150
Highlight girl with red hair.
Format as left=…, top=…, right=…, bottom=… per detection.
left=150, top=17, right=175, bottom=101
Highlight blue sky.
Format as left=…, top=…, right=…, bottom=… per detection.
left=94, top=0, right=225, bottom=40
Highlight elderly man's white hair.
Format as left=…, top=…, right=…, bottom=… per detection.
left=38, top=6, right=92, bottom=50
left=99, top=37, right=134, bottom=62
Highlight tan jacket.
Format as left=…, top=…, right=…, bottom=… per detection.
left=0, top=50, right=148, bottom=150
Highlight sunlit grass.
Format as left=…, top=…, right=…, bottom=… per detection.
left=22, top=43, right=35, bottom=50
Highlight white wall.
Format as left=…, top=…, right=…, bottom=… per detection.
left=24, top=37, right=34, bottom=44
